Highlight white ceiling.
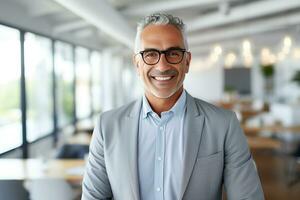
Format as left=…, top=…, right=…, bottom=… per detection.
left=0, top=0, right=300, bottom=55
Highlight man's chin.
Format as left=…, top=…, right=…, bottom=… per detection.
left=149, top=89, right=178, bottom=99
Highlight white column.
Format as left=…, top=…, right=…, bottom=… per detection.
left=101, top=49, right=115, bottom=111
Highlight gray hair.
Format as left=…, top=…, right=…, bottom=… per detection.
left=134, top=13, right=189, bottom=53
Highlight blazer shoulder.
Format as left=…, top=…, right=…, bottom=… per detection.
left=191, top=97, right=239, bottom=139
left=97, top=99, right=140, bottom=123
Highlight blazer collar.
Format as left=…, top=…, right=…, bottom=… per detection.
left=124, top=101, right=141, bottom=200
left=186, top=91, right=201, bottom=117
left=127, top=98, right=142, bottom=118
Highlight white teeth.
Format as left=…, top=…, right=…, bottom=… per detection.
left=154, top=76, right=172, bottom=81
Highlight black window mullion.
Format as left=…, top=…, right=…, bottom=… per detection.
left=20, top=31, right=28, bottom=158
left=51, top=40, right=58, bottom=146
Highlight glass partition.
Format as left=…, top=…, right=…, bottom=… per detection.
left=24, top=33, right=53, bottom=142
left=75, top=47, right=91, bottom=120
left=0, top=25, right=22, bottom=153
left=91, top=51, right=102, bottom=114
left=54, top=41, right=74, bottom=128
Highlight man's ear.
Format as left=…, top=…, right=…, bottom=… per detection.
left=132, top=54, right=141, bottom=75
left=132, top=54, right=139, bottom=68
left=185, top=52, right=191, bottom=73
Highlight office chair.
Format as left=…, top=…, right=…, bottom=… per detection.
left=56, top=144, right=89, bottom=159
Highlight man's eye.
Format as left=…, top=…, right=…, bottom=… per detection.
left=145, top=52, right=158, bottom=58
left=168, top=51, right=180, bottom=57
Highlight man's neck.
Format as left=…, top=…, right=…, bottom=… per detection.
left=145, top=88, right=183, bottom=116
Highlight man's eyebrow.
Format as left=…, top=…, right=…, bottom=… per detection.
left=165, top=46, right=185, bottom=50
left=143, top=48, right=159, bottom=51
left=143, top=46, right=184, bottom=51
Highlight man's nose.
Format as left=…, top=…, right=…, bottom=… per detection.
left=155, top=53, right=171, bottom=71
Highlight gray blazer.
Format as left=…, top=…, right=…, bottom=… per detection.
left=82, top=93, right=264, bottom=200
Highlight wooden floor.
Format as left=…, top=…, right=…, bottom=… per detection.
left=252, top=149, right=300, bottom=200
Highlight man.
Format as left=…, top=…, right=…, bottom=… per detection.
left=82, top=13, right=264, bottom=200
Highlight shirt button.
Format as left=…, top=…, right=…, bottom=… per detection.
left=156, top=187, right=161, bottom=192
left=157, top=157, right=162, bottom=161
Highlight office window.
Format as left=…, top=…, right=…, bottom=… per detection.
left=0, top=25, right=22, bottom=153
left=75, top=47, right=91, bottom=119
left=55, top=42, right=74, bottom=128
left=91, top=51, right=102, bottom=114
left=24, top=33, right=53, bottom=142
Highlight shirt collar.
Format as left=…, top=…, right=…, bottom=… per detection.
left=141, top=90, right=187, bottom=119
left=142, top=95, right=153, bottom=119
left=169, top=89, right=186, bottom=116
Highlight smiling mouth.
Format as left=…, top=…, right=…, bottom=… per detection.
left=151, top=76, right=174, bottom=81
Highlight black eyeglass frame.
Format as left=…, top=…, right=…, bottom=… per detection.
left=138, top=48, right=188, bottom=65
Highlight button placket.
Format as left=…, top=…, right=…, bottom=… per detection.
left=154, top=122, right=165, bottom=199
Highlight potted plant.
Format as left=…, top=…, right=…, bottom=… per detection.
left=290, top=70, right=300, bottom=124
left=260, top=63, right=275, bottom=100
left=291, top=70, right=300, bottom=86
left=261, top=64, right=274, bottom=78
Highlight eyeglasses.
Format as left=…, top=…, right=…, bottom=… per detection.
left=139, top=48, right=187, bottom=65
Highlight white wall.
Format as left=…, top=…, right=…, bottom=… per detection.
left=185, top=62, right=223, bottom=102
left=274, top=59, right=300, bottom=103
left=101, top=49, right=116, bottom=111
left=251, top=59, right=264, bottom=100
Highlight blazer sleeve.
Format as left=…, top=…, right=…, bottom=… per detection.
left=81, top=115, right=113, bottom=200
left=223, top=112, right=265, bottom=200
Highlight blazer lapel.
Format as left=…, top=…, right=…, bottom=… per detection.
left=124, top=98, right=142, bottom=200
left=179, top=93, right=205, bottom=199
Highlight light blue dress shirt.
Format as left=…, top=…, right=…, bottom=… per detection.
left=138, top=90, right=187, bottom=200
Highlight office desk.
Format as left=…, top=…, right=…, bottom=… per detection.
left=247, top=137, right=281, bottom=150
left=0, top=159, right=85, bottom=181
left=66, top=133, right=92, bottom=145
left=217, top=100, right=266, bottom=124
left=243, top=125, right=300, bottom=135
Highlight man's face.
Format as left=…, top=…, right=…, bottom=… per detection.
left=134, top=24, right=191, bottom=99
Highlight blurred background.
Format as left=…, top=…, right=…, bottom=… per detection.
left=0, top=0, right=300, bottom=199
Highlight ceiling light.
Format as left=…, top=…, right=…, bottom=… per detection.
left=224, top=52, right=236, bottom=68
left=213, top=45, right=223, bottom=56
left=283, top=36, right=292, bottom=47
left=242, top=40, right=251, bottom=51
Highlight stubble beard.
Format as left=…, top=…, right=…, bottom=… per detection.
left=141, top=75, right=185, bottom=99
